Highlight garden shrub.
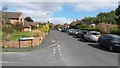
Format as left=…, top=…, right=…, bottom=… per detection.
left=97, top=23, right=113, bottom=34
left=41, top=23, right=50, bottom=32
left=110, top=25, right=120, bottom=35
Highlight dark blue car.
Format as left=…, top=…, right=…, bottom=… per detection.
left=98, top=34, right=120, bottom=51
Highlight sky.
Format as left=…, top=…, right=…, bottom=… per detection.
left=1, top=0, right=120, bottom=24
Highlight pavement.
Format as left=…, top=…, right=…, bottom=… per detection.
left=2, top=30, right=119, bottom=66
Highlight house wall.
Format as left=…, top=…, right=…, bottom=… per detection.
left=24, top=28, right=29, bottom=31
left=9, top=13, right=24, bottom=26
left=19, top=13, right=24, bottom=25
left=10, top=19, right=18, bottom=25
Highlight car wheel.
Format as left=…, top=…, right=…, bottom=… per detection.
left=98, top=42, right=102, bottom=47
left=109, top=46, right=114, bottom=51
left=88, top=38, right=91, bottom=42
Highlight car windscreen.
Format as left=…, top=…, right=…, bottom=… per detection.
left=78, top=31, right=82, bottom=33
left=91, top=32, right=100, bottom=35
left=112, top=37, right=120, bottom=42
left=82, top=31, right=88, bottom=34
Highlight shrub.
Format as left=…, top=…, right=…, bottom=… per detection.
left=41, top=23, right=50, bottom=32
left=80, top=24, right=89, bottom=28
left=110, top=25, right=120, bottom=35
left=97, top=23, right=113, bottom=34
left=2, top=33, right=12, bottom=41
left=33, top=31, right=41, bottom=37
left=2, top=45, right=9, bottom=48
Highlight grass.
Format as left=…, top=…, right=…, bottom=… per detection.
left=11, top=32, right=34, bottom=41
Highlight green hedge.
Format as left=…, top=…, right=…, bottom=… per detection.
left=110, top=31, right=120, bottom=35
left=79, top=27, right=99, bottom=31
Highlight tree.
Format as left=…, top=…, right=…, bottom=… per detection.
left=81, top=17, right=93, bottom=24
left=95, top=11, right=117, bottom=24
left=13, top=22, right=24, bottom=31
left=70, top=19, right=81, bottom=28
left=115, top=4, right=120, bottom=35
left=115, top=6, right=120, bottom=25
left=115, top=7, right=120, bottom=16
left=24, top=17, right=34, bottom=22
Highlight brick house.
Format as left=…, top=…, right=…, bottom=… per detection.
left=2, top=12, right=24, bottom=26
left=28, top=22, right=39, bottom=28
left=23, top=21, right=31, bottom=32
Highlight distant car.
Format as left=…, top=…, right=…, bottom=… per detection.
left=61, top=29, right=66, bottom=32
left=61, top=28, right=69, bottom=33
left=65, top=28, right=70, bottom=33
left=84, top=31, right=101, bottom=42
left=98, top=34, right=120, bottom=51
left=77, top=30, right=88, bottom=38
left=58, top=28, right=62, bottom=31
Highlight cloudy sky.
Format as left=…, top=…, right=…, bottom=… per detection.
left=1, top=0, right=120, bottom=24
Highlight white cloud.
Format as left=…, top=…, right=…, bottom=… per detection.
left=1, top=0, right=119, bottom=24
left=73, top=2, right=117, bottom=12
left=1, top=0, right=120, bottom=2
left=2, top=2, right=66, bottom=24
left=37, top=18, right=72, bottom=24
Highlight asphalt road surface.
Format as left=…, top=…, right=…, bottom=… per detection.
left=2, top=30, right=119, bottom=66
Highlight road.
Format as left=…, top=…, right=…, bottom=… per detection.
left=2, top=30, right=119, bottom=66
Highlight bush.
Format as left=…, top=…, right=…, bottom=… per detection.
left=97, top=23, right=113, bottom=34
left=110, top=25, right=120, bottom=35
left=80, top=24, right=89, bottom=28
left=33, top=31, right=41, bottom=37
left=2, top=25, right=16, bottom=33
left=2, top=45, right=9, bottom=48
left=2, top=33, right=12, bottom=41
left=41, top=23, right=50, bottom=32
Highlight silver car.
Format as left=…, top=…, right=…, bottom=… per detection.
left=84, top=31, right=101, bottom=42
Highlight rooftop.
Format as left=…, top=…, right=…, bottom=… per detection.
left=2, top=12, right=22, bottom=19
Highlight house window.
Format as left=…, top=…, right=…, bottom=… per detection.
left=21, top=19, right=22, bottom=21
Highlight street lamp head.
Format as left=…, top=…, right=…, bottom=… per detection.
left=47, top=13, right=50, bottom=15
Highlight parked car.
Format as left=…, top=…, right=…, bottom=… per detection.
left=68, top=29, right=75, bottom=35
left=84, top=31, right=101, bottom=42
left=73, top=30, right=82, bottom=37
left=98, top=34, right=120, bottom=51
left=65, top=28, right=70, bottom=33
left=70, top=29, right=79, bottom=36
left=77, top=30, right=88, bottom=38
left=61, top=28, right=69, bottom=33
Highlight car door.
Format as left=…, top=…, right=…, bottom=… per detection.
left=103, top=35, right=110, bottom=47
left=84, top=32, right=90, bottom=40
left=100, top=35, right=107, bottom=46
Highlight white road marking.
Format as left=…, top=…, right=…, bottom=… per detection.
left=3, top=61, right=14, bottom=63
left=52, top=40, right=56, bottom=43
left=57, top=45, right=64, bottom=60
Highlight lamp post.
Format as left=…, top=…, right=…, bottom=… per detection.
left=118, top=1, right=120, bottom=7
left=47, top=12, right=50, bottom=23
left=117, top=1, right=120, bottom=21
